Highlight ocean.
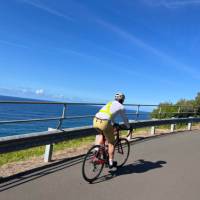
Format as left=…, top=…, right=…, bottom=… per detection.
left=0, top=95, right=150, bottom=137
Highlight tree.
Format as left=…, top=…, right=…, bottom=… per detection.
left=151, top=102, right=177, bottom=119
left=194, top=92, right=200, bottom=115
left=175, top=99, right=195, bottom=118
left=150, top=92, right=199, bottom=119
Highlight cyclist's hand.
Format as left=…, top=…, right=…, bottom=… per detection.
left=113, top=123, right=120, bottom=128
left=129, top=126, right=133, bottom=132
left=113, top=123, right=121, bottom=131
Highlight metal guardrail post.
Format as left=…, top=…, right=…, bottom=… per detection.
left=170, top=123, right=176, bottom=133
left=170, top=117, right=176, bottom=133
left=45, top=104, right=67, bottom=162
left=136, top=105, right=140, bottom=121
left=188, top=117, right=193, bottom=131
left=44, top=128, right=55, bottom=162
left=150, top=126, right=155, bottom=136
left=57, top=103, right=67, bottom=129
left=44, top=144, right=54, bottom=163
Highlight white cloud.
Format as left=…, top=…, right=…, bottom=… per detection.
left=21, top=88, right=28, bottom=93
left=164, top=0, right=200, bottom=8
left=0, top=39, right=29, bottom=49
left=52, top=94, right=65, bottom=99
left=35, top=89, right=44, bottom=95
left=55, top=48, right=99, bottom=60
left=0, top=87, right=76, bottom=101
left=143, top=0, right=200, bottom=8
left=96, top=19, right=200, bottom=80
left=19, top=0, right=74, bottom=21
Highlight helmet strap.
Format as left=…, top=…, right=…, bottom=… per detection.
left=119, top=99, right=124, bottom=104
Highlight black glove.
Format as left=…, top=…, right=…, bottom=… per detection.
left=129, top=125, right=133, bottom=132
left=113, top=123, right=120, bottom=128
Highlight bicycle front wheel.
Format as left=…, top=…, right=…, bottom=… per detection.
left=82, top=145, right=105, bottom=183
left=114, top=138, right=130, bottom=167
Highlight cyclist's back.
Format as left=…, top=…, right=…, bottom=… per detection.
left=93, top=92, right=130, bottom=168
left=95, top=100, right=130, bottom=128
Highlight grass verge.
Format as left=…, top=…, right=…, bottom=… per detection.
left=0, top=136, right=95, bottom=167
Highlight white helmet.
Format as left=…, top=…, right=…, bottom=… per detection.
left=115, top=92, right=125, bottom=102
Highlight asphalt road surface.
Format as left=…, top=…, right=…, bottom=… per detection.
left=1, top=130, right=200, bottom=200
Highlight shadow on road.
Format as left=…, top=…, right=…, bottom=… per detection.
left=0, top=155, right=84, bottom=192
left=116, top=159, right=167, bottom=174
left=93, top=160, right=167, bottom=184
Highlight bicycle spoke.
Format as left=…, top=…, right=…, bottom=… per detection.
left=82, top=145, right=105, bottom=183
left=117, top=142, right=124, bottom=154
left=114, top=138, right=130, bottom=167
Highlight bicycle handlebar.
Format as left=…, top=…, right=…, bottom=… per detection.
left=113, top=123, right=133, bottom=139
left=113, top=123, right=133, bottom=131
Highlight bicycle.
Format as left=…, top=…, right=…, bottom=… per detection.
left=82, top=124, right=133, bottom=183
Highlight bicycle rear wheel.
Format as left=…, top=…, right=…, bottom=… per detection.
left=114, top=138, right=130, bottom=167
left=82, top=145, right=105, bottom=183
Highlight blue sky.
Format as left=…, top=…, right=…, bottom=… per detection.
left=0, top=0, right=200, bottom=104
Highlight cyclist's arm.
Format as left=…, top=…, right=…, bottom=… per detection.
left=119, top=109, right=130, bottom=129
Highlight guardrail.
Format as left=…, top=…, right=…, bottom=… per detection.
left=0, top=101, right=200, bottom=162
left=1, top=117, right=200, bottom=162
left=0, top=101, right=199, bottom=126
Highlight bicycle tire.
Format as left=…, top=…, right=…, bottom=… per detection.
left=82, top=145, right=105, bottom=183
left=114, top=138, right=130, bottom=167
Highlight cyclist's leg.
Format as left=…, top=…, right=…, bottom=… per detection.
left=95, top=134, right=104, bottom=145
left=103, top=124, right=116, bottom=167
left=93, top=117, right=106, bottom=145
left=93, top=117, right=115, bottom=166
left=108, top=143, right=114, bottom=160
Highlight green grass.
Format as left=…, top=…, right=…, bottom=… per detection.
left=0, top=136, right=95, bottom=167
left=0, top=146, right=45, bottom=166
left=157, top=123, right=188, bottom=130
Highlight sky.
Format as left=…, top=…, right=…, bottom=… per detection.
left=0, top=0, right=200, bottom=104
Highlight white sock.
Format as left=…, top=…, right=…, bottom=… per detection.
left=94, top=147, right=99, bottom=151
left=109, top=159, right=113, bottom=166
left=94, top=144, right=103, bottom=151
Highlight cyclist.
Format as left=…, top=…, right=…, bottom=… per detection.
left=93, top=92, right=131, bottom=169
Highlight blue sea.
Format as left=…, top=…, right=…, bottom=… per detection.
left=0, top=95, right=150, bottom=137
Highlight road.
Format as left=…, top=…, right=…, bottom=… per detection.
left=1, top=130, right=200, bottom=200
